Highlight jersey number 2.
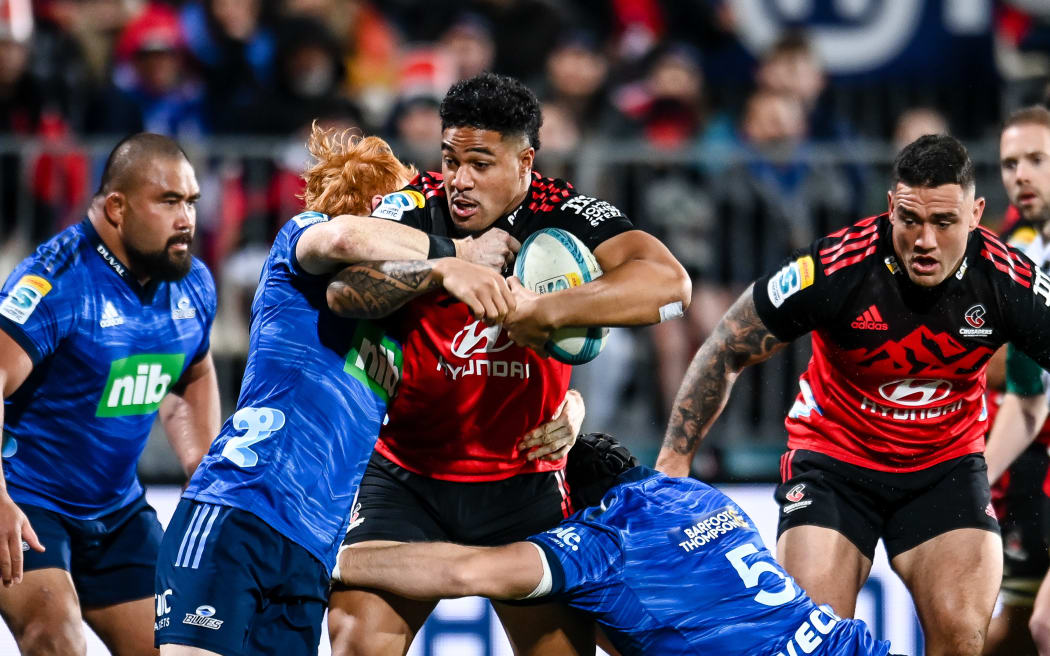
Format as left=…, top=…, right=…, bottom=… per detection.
left=725, top=542, right=797, bottom=607
left=221, top=407, right=285, bottom=467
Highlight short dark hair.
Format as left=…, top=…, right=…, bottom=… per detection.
left=892, top=134, right=975, bottom=190
left=1004, top=105, right=1050, bottom=132
left=439, top=72, right=542, bottom=150
left=97, top=132, right=189, bottom=196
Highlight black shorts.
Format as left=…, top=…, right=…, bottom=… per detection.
left=21, top=494, right=162, bottom=607
left=341, top=451, right=573, bottom=547
left=992, top=442, right=1050, bottom=605
left=775, top=449, right=999, bottom=561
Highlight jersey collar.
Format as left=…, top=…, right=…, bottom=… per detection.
left=81, top=219, right=159, bottom=302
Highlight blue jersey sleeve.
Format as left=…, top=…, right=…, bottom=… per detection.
left=188, top=260, right=217, bottom=363
left=281, top=211, right=333, bottom=278
left=0, top=264, right=79, bottom=365
left=527, top=518, right=623, bottom=597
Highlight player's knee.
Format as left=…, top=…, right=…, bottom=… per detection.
left=1029, top=612, right=1050, bottom=651
left=328, top=609, right=406, bottom=656
left=18, top=616, right=85, bottom=656
left=924, top=616, right=985, bottom=656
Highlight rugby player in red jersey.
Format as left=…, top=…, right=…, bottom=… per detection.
left=982, top=106, right=1050, bottom=656
left=656, top=133, right=1050, bottom=656
left=323, top=73, right=691, bottom=656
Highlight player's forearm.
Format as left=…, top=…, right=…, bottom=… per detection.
left=297, top=215, right=434, bottom=275
left=337, top=543, right=491, bottom=600
left=541, top=258, right=691, bottom=328
left=326, top=260, right=441, bottom=319
left=657, top=286, right=787, bottom=477
left=160, top=356, right=221, bottom=477
left=984, top=393, right=1049, bottom=483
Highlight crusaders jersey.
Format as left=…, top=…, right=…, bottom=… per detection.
left=0, top=220, right=214, bottom=519
left=529, top=468, right=890, bottom=655
left=754, top=213, right=1050, bottom=472
left=372, top=171, right=633, bottom=481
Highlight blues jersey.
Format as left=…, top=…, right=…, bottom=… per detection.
left=528, top=468, right=891, bottom=656
left=0, top=220, right=215, bottom=519
left=184, top=212, right=402, bottom=568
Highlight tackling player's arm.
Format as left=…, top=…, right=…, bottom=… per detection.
left=656, top=285, right=789, bottom=477
left=326, top=229, right=522, bottom=324
left=0, top=330, right=45, bottom=585
left=159, top=352, right=221, bottom=478
left=984, top=345, right=1049, bottom=483
left=335, top=541, right=545, bottom=601
left=518, top=388, right=584, bottom=462
left=504, top=230, right=691, bottom=349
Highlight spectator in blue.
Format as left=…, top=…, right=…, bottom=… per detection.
left=179, top=0, right=275, bottom=134
left=108, top=3, right=207, bottom=138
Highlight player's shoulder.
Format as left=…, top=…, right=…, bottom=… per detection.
left=811, top=213, right=887, bottom=278
left=6, top=223, right=90, bottom=293
left=369, top=172, right=441, bottom=222
left=971, top=224, right=1037, bottom=289
left=527, top=171, right=629, bottom=227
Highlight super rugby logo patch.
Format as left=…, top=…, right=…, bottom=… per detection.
left=0, top=275, right=52, bottom=325
left=767, top=256, right=814, bottom=308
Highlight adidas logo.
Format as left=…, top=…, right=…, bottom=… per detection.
left=851, top=305, right=888, bottom=331
left=100, top=301, right=124, bottom=328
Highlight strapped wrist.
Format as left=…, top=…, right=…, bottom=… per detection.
left=427, top=235, right=456, bottom=259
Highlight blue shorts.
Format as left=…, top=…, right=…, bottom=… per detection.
left=21, top=493, right=161, bottom=607
left=155, top=498, right=330, bottom=656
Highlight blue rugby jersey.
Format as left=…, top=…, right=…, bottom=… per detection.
left=184, top=212, right=401, bottom=569
left=0, top=220, right=215, bottom=519
left=528, top=468, right=891, bottom=656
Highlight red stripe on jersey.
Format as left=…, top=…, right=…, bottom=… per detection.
left=824, top=215, right=880, bottom=242
left=980, top=228, right=1033, bottom=272
left=982, top=240, right=1033, bottom=276
left=820, top=231, right=879, bottom=266
left=823, top=243, right=879, bottom=276
left=982, top=251, right=1033, bottom=287
left=869, top=305, right=884, bottom=322
left=555, top=469, right=573, bottom=517
left=819, top=223, right=879, bottom=258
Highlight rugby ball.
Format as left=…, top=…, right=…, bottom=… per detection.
left=514, top=228, right=609, bottom=365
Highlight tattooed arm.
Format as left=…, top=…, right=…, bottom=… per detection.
left=655, top=284, right=789, bottom=477
left=327, top=257, right=517, bottom=324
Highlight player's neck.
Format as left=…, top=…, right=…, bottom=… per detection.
left=88, top=210, right=152, bottom=286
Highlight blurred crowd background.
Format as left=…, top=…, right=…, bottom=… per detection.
left=0, top=0, right=1047, bottom=480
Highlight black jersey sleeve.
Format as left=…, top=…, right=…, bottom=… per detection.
left=752, top=230, right=870, bottom=343
left=998, top=247, right=1050, bottom=370
left=369, top=186, right=432, bottom=231
left=545, top=191, right=634, bottom=252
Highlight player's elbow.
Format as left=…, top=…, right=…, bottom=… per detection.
left=667, top=259, right=692, bottom=310
left=326, top=282, right=370, bottom=319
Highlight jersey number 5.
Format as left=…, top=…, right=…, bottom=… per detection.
left=725, top=542, right=797, bottom=607
left=221, top=407, right=285, bottom=467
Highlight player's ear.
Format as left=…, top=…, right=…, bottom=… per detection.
left=370, top=194, right=384, bottom=212
left=520, top=147, right=535, bottom=176
left=886, top=190, right=895, bottom=219
left=970, top=195, right=986, bottom=231
left=103, top=192, right=126, bottom=228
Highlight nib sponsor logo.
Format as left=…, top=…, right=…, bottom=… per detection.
left=97, top=354, right=185, bottom=417
left=850, top=304, right=887, bottom=331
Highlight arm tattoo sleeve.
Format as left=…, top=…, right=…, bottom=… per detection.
left=663, top=287, right=786, bottom=456
left=327, top=260, right=438, bottom=319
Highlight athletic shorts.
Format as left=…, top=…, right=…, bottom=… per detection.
left=992, top=442, right=1050, bottom=605
left=341, top=451, right=573, bottom=548
left=21, top=493, right=161, bottom=607
left=155, top=498, right=329, bottom=656
left=775, top=449, right=999, bottom=561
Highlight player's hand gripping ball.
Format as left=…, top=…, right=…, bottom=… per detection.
left=513, top=228, right=608, bottom=364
